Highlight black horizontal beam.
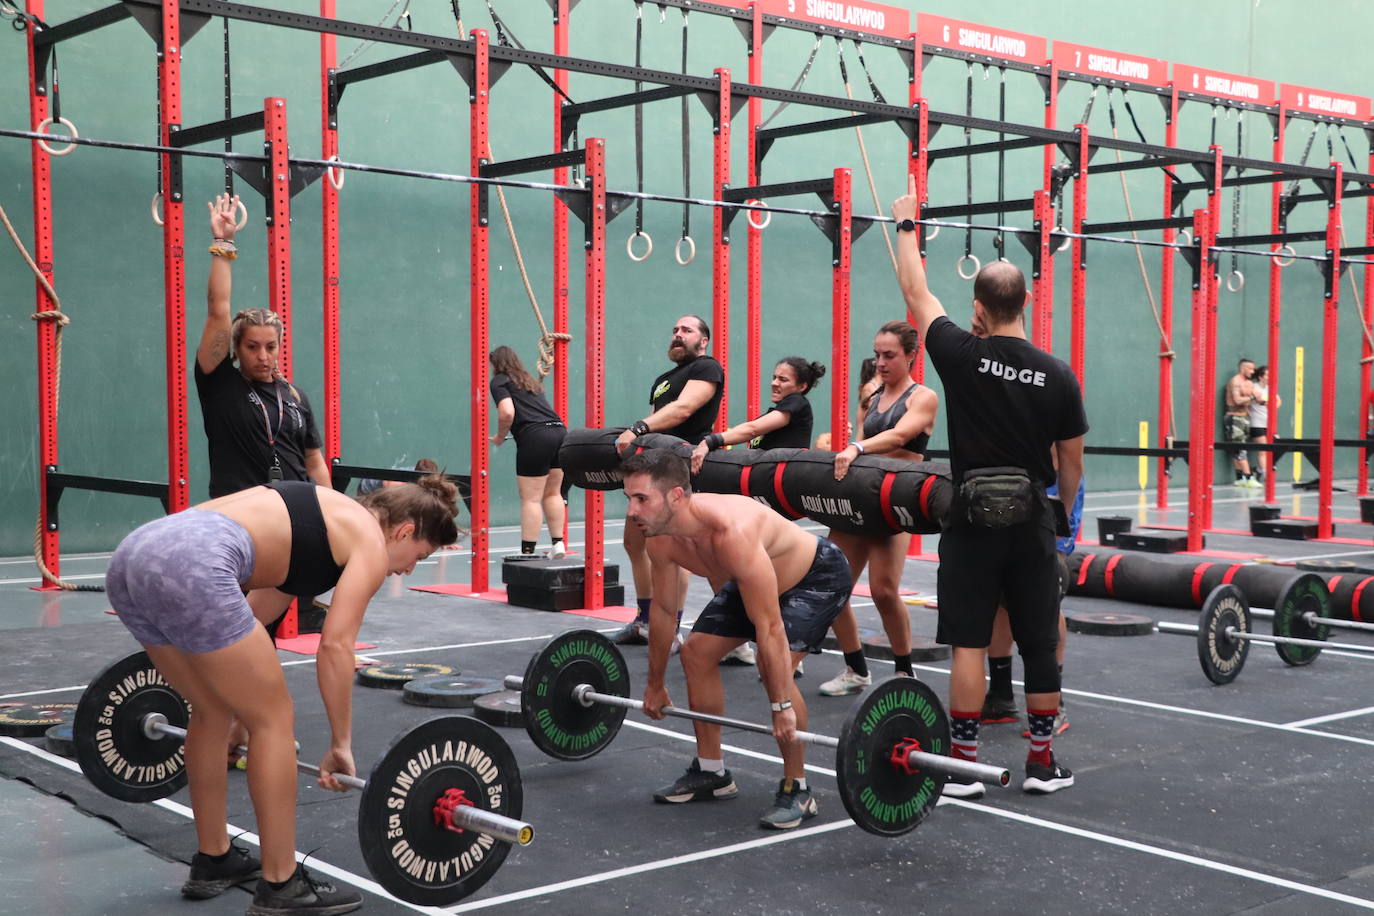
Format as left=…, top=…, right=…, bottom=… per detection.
left=1087, top=156, right=1186, bottom=176
left=721, top=179, right=833, bottom=203
left=562, top=85, right=694, bottom=120
left=1216, top=230, right=1327, bottom=247
left=44, top=471, right=170, bottom=531
left=1082, top=216, right=1193, bottom=234
left=926, top=136, right=1046, bottom=162
left=32, top=3, right=131, bottom=46
left=169, top=111, right=265, bottom=148
left=922, top=197, right=1036, bottom=219
left=480, top=150, right=585, bottom=180
left=331, top=462, right=473, bottom=512
left=334, top=49, right=448, bottom=93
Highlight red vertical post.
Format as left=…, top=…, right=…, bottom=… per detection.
left=320, top=1, right=340, bottom=465
left=1360, top=143, right=1374, bottom=498
left=27, top=0, right=60, bottom=584
left=1069, top=123, right=1089, bottom=378
left=1264, top=105, right=1287, bottom=504
left=905, top=77, right=928, bottom=559
left=831, top=169, right=852, bottom=451
left=1030, top=190, right=1055, bottom=351
left=469, top=30, right=491, bottom=592
left=745, top=3, right=763, bottom=414
left=1201, top=144, right=1223, bottom=532
left=552, top=0, right=570, bottom=430
left=264, top=98, right=292, bottom=377
left=161, top=0, right=189, bottom=516
left=1186, top=207, right=1213, bottom=552
left=1318, top=161, right=1343, bottom=539
left=1035, top=59, right=1060, bottom=351
left=712, top=67, right=732, bottom=430
left=1156, top=85, right=1180, bottom=508
left=583, top=138, right=608, bottom=609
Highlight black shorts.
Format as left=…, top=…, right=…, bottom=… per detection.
left=1248, top=427, right=1266, bottom=440
left=691, top=537, right=852, bottom=654
left=514, top=423, right=565, bottom=477
left=936, top=518, right=1059, bottom=652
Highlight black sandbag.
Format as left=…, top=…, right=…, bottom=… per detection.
left=558, top=429, right=690, bottom=490
left=692, top=447, right=761, bottom=497
left=745, top=448, right=809, bottom=519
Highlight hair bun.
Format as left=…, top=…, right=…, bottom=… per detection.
left=416, top=473, right=460, bottom=513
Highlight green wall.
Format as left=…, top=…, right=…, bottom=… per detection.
left=2, top=0, right=1372, bottom=556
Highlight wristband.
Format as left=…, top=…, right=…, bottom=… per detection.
left=630, top=420, right=651, bottom=437
left=849, top=441, right=865, bottom=455
left=706, top=432, right=725, bottom=451
left=770, top=700, right=793, bottom=712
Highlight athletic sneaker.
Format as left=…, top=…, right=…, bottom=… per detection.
left=549, top=541, right=567, bottom=559
left=818, top=667, right=872, bottom=696
left=721, top=642, right=757, bottom=666
left=181, top=843, right=261, bottom=899
left=940, top=778, right=986, bottom=800
left=1023, top=754, right=1075, bottom=794
left=652, top=760, right=738, bottom=804
left=610, top=619, right=649, bottom=645
left=980, top=693, right=1020, bottom=724
left=246, top=864, right=362, bottom=916
left=759, top=778, right=818, bottom=830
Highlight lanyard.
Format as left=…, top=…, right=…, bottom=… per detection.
left=250, top=380, right=285, bottom=447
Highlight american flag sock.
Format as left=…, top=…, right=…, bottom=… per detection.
left=1027, top=707, right=1057, bottom=767
left=950, top=711, right=980, bottom=763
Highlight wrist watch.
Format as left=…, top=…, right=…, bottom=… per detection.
left=895, top=218, right=918, bottom=233
left=770, top=700, right=793, bottom=712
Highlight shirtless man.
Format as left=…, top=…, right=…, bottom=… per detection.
left=621, top=449, right=853, bottom=830
left=1225, top=359, right=1258, bottom=487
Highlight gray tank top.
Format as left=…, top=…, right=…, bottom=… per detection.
left=862, top=383, right=930, bottom=455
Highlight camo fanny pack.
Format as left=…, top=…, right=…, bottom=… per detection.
left=960, top=467, right=1035, bottom=529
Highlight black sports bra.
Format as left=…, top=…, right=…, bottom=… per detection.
left=862, top=383, right=931, bottom=456
left=268, top=481, right=344, bottom=598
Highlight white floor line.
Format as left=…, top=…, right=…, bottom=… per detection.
left=445, top=821, right=856, bottom=913
left=0, top=573, right=108, bottom=586
left=0, top=737, right=445, bottom=915
left=1285, top=706, right=1374, bottom=728
left=618, top=718, right=838, bottom=777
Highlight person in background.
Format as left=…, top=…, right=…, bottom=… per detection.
left=1247, top=365, right=1280, bottom=486
left=490, top=346, right=568, bottom=557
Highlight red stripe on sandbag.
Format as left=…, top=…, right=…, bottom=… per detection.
left=879, top=473, right=900, bottom=531
left=1076, top=554, right=1095, bottom=587
left=1220, top=565, right=1241, bottom=585
left=1104, top=555, right=1123, bottom=597
left=1190, top=563, right=1215, bottom=604
left=773, top=463, right=803, bottom=519
left=1351, top=577, right=1374, bottom=623
left=739, top=466, right=751, bottom=498
left=1328, top=575, right=1344, bottom=599
left=918, top=475, right=937, bottom=521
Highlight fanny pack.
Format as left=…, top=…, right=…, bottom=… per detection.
left=960, top=467, right=1035, bottom=529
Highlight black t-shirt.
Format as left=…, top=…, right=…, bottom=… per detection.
left=649, top=355, right=725, bottom=445
left=924, top=316, right=1088, bottom=486
left=194, top=356, right=322, bottom=498
left=489, top=374, right=563, bottom=437
left=755, top=393, right=813, bottom=449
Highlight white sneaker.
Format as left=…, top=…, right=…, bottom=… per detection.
left=818, top=667, right=872, bottom=696
left=721, top=643, right=757, bottom=666
left=941, top=779, right=986, bottom=800
left=549, top=541, right=567, bottom=559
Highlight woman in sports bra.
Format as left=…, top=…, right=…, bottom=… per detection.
left=818, top=320, right=938, bottom=697
left=104, top=477, right=460, bottom=909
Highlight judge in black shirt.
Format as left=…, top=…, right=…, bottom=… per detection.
left=892, top=175, right=1086, bottom=798
left=194, top=193, right=330, bottom=498
left=688, top=356, right=825, bottom=473
left=612, top=315, right=726, bottom=646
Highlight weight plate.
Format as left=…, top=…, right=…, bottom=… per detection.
left=859, top=634, right=951, bottom=662
left=1272, top=573, right=1330, bottom=666
left=357, top=663, right=459, bottom=689
left=1196, top=585, right=1251, bottom=685
left=1296, top=559, right=1357, bottom=573
left=403, top=677, right=504, bottom=709
left=520, top=629, right=629, bottom=761
left=0, top=703, right=76, bottom=737
left=358, top=715, right=522, bottom=906
left=473, top=691, right=524, bottom=728
left=45, top=723, right=75, bottom=757
left=1065, top=611, right=1155, bottom=637
left=836, top=677, right=949, bottom=837
left=73, top=652, right=191, bottom=802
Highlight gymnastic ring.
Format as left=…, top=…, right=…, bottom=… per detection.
left=1274, top=245, right=1296, bottom=268
left=674, top=235, right=696, bottom=266
left=956, top=253, right=981, bottom=280
left=0, top=4, right=19, bottom=17
left=326, top=155, right=346, bottom=191
left=1180, top=228, right=1194, bottom=246
left=626, top=231, right=653, bottom=262
left=923, top=223, right=940, bottom=242
left=35, top=116, right=78, bottom=156
left=1053, top=227, right=1071, bottom=253
left=1225, top=270, right=1245, bottom=293
left=232, top=197, right=248, bottom=232
left=745, top=200, right=772, bottom=230
left=150, top=191, right=164, bottom=227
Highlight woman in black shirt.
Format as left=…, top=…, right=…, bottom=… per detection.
left=489, top=346, right=568, bottom=556
left=689, top=357, right=826, bottom=472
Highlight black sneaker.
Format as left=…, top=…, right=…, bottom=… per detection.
left=759, top=778, right=818, bottom=830
left=247, top=864, right=362, bottom=916
left=980, top=693, right=1019, bottom=724
left=181, top=843, right=261, bottom=899
left=652, top=760, right=738, bottom=804
left=610, top=619, right=649, bottom=645
left=1023, top=754, right=1074, bottom=794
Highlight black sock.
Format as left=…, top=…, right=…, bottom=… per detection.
left=521, top=540, right=536, bottom=554
left=843, top=650, right=870, bottom=678
left=892, top=653, right=913, bottom=676
left=266, top=873, right=295, bottom=890
left=988, top=656, right=1014, bottom=697
left=636, top=597, right=652, bottom=623
left=205, top=849, right=231, bottom=864
left=551, top=536, right=564, bottom=546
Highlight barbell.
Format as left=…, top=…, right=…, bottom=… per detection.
left=503, top=629, right=1009, bottom=837
left=71, top=651, right=532, bottom=906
